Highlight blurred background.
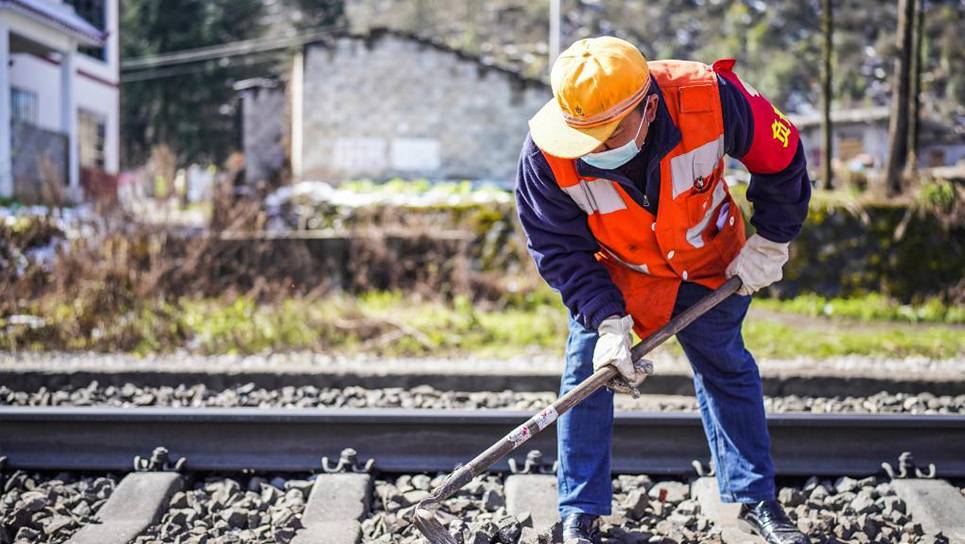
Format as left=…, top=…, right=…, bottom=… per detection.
left=0, top=0, right=962, bottom=360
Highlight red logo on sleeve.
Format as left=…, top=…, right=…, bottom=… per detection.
left=713, top=59, right=799, bottom=174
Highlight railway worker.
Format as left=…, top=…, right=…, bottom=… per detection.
left=515, top=37, right=811, bottom=544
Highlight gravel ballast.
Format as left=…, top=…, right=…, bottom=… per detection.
left=363, top=473, right=949, bottom=544
left=4, top=352, right=965, bottom=399
left=0, top=470, right=954, bottom=543
left=0, top=471, right=118, bottom=543
left=5, top=352, right=964, bottom=379
left=132, top=474, right=311, bottom=544
left=2, top=383, right=963, bottom=414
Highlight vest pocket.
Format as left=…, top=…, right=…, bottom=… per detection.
left=684, top=178, right=727, bottom=249
left=686, top=182, right=715, bottom=224
left=710, top=194, right=746, bottom=267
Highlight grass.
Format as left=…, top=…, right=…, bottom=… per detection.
left=754, top=293, right=965, bottom=324
left=4, top=291, right=961, bottom=359
left=167, top=295, right=965, bottom=359
left=180, top=293, right=965, bottom=359
left=739, top=318, right=964, bottom=360
left=177, top=293, right=568, bottom=358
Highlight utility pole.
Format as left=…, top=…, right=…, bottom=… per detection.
left=820, top=0, right=834, bottom=190
left=549, top=0, right=561, bottom=69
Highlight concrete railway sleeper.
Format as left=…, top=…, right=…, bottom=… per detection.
left=1, top=457, right=963, bottom=544
left=2, top=408, right=965, bottom=543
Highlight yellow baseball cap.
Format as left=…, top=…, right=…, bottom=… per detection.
left=529, top=36, right=651, bottom=159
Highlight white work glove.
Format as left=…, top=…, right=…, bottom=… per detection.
left=593, top=315, right=636, bottom=380
left=593, top=315, right=654, bottom=396
left=725, top=233, right=790, bottom=296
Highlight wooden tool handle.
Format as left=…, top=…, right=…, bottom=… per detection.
left=423, top=277, right=743, bottom=503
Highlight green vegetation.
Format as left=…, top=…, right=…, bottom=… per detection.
left=3, top=292, right=962, bottom=359
left=917, top=178, right=958, bottom=214
left=740, top=318, right=963, bottom=360
left=352, top=0, right=965, bottom=125
left=281, top=177, right=965, bottom=302
left=120, top=0, right=345, bottom=166
left=1, top=294, right=567, bottom=357
left=3, top=182, right=962, bottom=359
left=725, top=180, right=965, bottom=303
left=340, top=178, right=476, bottom=196
left=755, top=293, right=965, bottom=324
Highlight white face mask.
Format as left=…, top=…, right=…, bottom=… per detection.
left=581, top=111, right=648, bottom=170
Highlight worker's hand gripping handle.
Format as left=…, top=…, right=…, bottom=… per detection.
left=564, top=276, right=743, bottom=413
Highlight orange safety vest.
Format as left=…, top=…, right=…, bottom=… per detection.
left=541, top=60, right=746, bottom=339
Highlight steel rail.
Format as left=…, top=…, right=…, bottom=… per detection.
left=1, top=407, right=963, bottom=476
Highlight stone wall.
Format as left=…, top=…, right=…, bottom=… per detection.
left=779, top=202, right=965, bottom=302
left=298, top=30, right=549, bottom=182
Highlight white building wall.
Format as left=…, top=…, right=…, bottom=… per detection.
left=6, top=0, right=119, bottom=174
left=11, top=54, right=63, bottom=130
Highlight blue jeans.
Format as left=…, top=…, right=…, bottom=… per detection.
left=557, top=282, right=775, bottom=517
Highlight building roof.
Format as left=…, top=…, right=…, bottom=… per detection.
left=789, top=107, right=891, bottom=128
left=0, top=0, right=106, bottom=46
left=791, top=106, right=964, bottom=142
left=305, top=27, right=549, bottom=91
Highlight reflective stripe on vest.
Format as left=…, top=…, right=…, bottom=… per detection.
left=669, top=134, right=724, bottom=199
left=560, top=178, right=627, bottom=215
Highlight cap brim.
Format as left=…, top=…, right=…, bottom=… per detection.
left=528, top=98, right=624, bottom=159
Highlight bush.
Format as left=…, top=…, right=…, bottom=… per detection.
left=3, top=178, right=963, bottom=354
left=917, top=178, right=957, bottom=214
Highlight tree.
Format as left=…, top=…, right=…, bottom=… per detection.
left=883, top=0, right=915, bottom=195
left=120, top=0, right=345, bottom=169
left=278, top=0, right=345, bottom=32
left=904, top=0, right=924, bottom=178
left=820, top=0, right=834, bottom=190
left=120, top=0, right=267, bottom=168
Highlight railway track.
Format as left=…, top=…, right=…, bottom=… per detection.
left=2, top=407, right=964, bottom=475
left=2, top=407, right=964, bottom=543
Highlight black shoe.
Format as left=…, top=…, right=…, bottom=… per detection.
left=562, top=513, right=600, bottom=543
left=738, top=500, right=809, bottom=544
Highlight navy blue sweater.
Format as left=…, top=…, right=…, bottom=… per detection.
left=514, top=74, right=812, bottom=330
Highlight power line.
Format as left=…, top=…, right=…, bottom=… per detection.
left=121, top=24, right=351, bottom=73
left=121, top=51, right=288, bottom=83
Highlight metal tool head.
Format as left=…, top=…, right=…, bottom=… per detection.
left=413, top=502, right=457, bottom=544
